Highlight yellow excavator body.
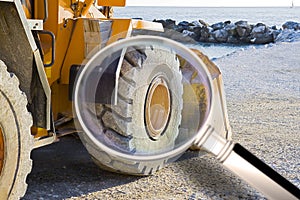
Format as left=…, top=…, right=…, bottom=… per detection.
left=0, top=1, right=231, bottom=198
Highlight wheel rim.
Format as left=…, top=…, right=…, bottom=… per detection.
left=0, top=126, right=4, bottom=174
left=145, top=76, right=171, bottom=140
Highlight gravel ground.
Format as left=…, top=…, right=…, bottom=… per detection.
left=23, top=42, right=300, bottom=200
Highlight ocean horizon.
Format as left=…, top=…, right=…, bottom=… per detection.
left=115, top=6, right=300, bottom=27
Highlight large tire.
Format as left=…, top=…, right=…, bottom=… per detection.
left=79, top=47, right=183, bottom=175
left=0, top=61, right=33, bottom=199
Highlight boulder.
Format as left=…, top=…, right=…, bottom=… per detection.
left=212, top=29, right=229, bottom=43
left=235, top=20, right=249, bottom=27
left=190, top=26, right=202, bottom=41
left=198, top=27, right=211, bottom=42
left=272, top=29, right=282, bottom=40
left=211, top=22, right=225, bottom=30
left=207, top=35, right=217, bottom=43
left=153, top=19, right=176, bottom=29
left=227, top=36, right=239, bottom=44
left=225, top=23, right=238, bottom=37
left=249, top=23, right=274, bottom=44
left=275, top=29, right=300, bottom=42
left=182, top=30, right=195, bottom=37
left=199, top=19, right=209, bottom=27
left=236, top=27, right=249, bottom=38
left=282, top=21, right=300, bottom=30
left=224, top=20, right=231, bottom=25
left=271, top=25, right=278, bottom=30
left=235, top=20, right=252, bottom=37
left=250, top=32, right=274, bottom=44
left=191, top=20, right=201, bottom=27
left=178, top=21, right=191, bottom=27
left=251, top=23, right=267, bottom=34
left=239, top=36, right=251, bottom=43
left=174, top=26, right=185, bottom=33
left=176, top=21, right=194, bottom=33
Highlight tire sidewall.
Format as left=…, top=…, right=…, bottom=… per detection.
left=0, top=62, right=33, bottom=199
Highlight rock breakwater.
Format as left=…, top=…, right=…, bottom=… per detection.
left=135, top=19, right=300, bottom=44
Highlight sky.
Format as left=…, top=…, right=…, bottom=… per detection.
left=126, top=0, right=299, bottom=7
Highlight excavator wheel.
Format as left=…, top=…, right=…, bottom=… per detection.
left=0, top=61, right=33, bottom=199
left=79, top=47, right=183, bottom=175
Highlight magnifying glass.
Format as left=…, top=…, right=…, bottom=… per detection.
left=73, top=36, right=300, bottom=199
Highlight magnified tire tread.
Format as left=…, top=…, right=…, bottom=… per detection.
left=79, top=47, right=183, bottom=175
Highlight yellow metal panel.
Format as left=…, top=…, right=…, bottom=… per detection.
left=132, top=20, right=164, bottom=32
left=60, top=19, right=85, bottom=84
left=35, top=0, right=74, bottom=85
left=98, top=0, right=126, bottom=7
left=46, top=19, right=74, bottom=85
left=51, top=82, right=73, bottom=120
left=34, top=0, right=46, bottom=21
left=45, top=64, right=52, bottom=79
left=32, top=127, right=49, bottom=138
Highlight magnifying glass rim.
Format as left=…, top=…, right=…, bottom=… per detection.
left=74, top=35, right=215, bottom=161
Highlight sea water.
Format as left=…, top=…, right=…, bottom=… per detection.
left=114, top=6, right=300, bottom=58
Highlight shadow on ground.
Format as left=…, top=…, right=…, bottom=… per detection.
left=23, top=135, right=263, bottom=199
left=23, top=136, right=143, bottom=199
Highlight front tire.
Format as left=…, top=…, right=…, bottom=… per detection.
left=0, top=61, right=33, bottom=199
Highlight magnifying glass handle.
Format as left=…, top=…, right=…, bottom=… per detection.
left=199, top=129, right=300, bottom=199
left=222, top=143, right=300, bottom=200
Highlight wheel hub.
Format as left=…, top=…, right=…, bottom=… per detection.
left=145, top=76, right=171, bottom=140
left=0, top=126, right=4, bottom=174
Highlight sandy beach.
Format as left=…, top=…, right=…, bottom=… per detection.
left=23, top=41, right=300, bottom=199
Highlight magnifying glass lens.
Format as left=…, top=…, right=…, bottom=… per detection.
left=74, top=36, right=213, bottom=161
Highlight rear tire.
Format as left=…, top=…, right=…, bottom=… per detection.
left=79, top=47, right=183, bottom=175
left=0, top=60, right=33, bottom=199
